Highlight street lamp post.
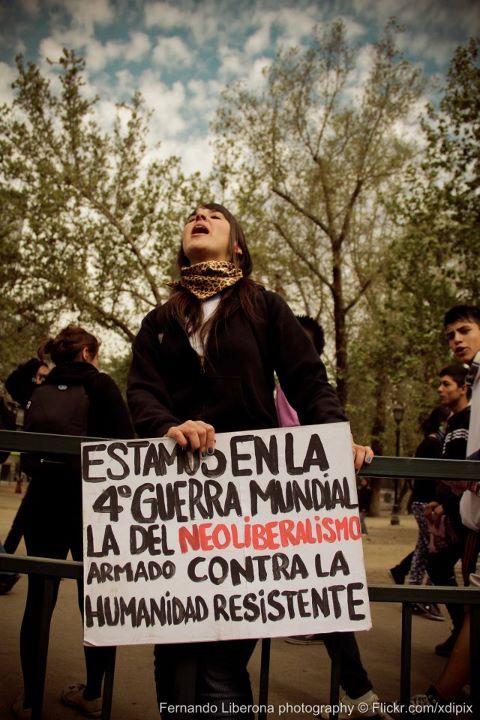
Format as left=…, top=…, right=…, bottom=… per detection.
left=391, top=402, right=405, bottom=526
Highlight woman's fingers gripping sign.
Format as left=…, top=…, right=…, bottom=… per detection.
left=166, top=420, right=216, bottom=457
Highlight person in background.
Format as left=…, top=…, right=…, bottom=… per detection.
left=279, top=316, right=327, bottom=646
left=127, top=205, right=374, bottom=720
left=389, top=406, right=450, bottom=621
left=0, top=397, right=19, bottom=595
left=2, top=357, right=51, bottom=556
left=5, top=357, right=49, bottom=411
left=276, top=316, right=384, bottom=719
left=406, top=305, right=480, bottom=715
left=357, top=477, right=372, bottom=536
left=12, top=325, right=133, bottom=720
left=424, top=364, right=470, bottom=653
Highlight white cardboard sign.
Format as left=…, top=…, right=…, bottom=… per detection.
left=82, top=422, right=371, bottom=646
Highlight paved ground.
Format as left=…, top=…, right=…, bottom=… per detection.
left=0, top=482, right=461, bottom=720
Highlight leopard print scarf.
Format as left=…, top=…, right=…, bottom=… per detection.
left=171, top=261, right=243, bottom=300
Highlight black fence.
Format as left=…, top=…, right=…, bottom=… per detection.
left=0, top=429, right=479, bottom=720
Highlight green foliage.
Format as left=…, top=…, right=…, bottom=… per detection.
left=0, top=49, right=210, bottom=365
left=213, top=26, right=478, bottom=452
left=393, top=38, right=479, bottom=306
left=1, top=37, right=477, bottom=458
left=100, top=352, right=131, bottom=397
left=349, top=38, right=479, bottom=452
left=213, top=20, right=426, bottom=408
left=0, top=188, right=51, bottom=381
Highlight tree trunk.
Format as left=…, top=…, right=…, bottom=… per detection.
left=332, top=256, right=347, bottom=406
left=370, top=367, right=388, bottom=455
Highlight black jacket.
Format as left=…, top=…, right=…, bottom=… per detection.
left=0, top=398, right=15, bottom=464
left=41, top=361, right=133, bottom=439
left=412, top=433, right=444, bottom=503
left=20, top=363, right=133, bottom=531
left=127, top=288, right=346, bottom=438
left=442, top=407, right=470, bottom=460
left=438, top=406, right=470, bottom=538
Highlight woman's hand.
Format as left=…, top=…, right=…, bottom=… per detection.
left=433, top=503, right=444, bottom=519
left=166, top=420, right=216, bottom=456
left=352, top=442, right=374, bottom=472
left=424, top=501, right=443, bottom=521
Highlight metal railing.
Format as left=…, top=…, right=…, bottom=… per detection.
left=0, top=429, right=479, bottom=720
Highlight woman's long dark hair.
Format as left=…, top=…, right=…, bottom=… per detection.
left=169, top=203, right=261, bottom=345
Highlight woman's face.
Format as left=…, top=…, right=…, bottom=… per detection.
left=182, top=207, right=231, bottom=264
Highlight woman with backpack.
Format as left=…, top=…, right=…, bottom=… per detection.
left=127, top=202, right=373, bottom=720
left=13, top=325, right=133, bottom=720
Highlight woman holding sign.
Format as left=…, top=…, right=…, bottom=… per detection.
left=127, top=203, right=373, bottom=720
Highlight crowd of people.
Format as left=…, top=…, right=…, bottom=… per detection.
left=387, top=309, right=480, bottom=714
left=0, top=202, right=478, bottom=720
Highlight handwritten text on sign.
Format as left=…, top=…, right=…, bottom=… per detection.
left=82, top=422, right=371, bottom=646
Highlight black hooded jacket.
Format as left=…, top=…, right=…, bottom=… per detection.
left=127, top=288, right=346, bottom=438
left=36, top=361, right=133, bottom=439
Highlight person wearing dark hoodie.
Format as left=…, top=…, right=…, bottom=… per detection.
left=3, top=357, right=50, bottom=558
left=12, top=324, right=133, bottom=720
left=0, top=397, right=18, bottom=594
left=127, top=203, right=374, bottom=720
left=5, top=357, right=50, bottom=410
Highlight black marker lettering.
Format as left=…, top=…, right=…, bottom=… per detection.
left=82, top=444, right=106, bottom=482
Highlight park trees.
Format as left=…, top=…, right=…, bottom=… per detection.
left=0, top=188, right=51, bottom=379
left=390, top=37, right=478, bottom=404
left=1, top=31, right=477, bottom=460
left=0, top=50, right=208, bottom=375
left=392, top=37, right=479, bottom=309
left=348, top=37, right=480, bottom=454
left=212, top=20, right=426, bottom=407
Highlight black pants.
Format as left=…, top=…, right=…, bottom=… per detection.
left=395, top=551, right=414, bottom=577
left=20, top=467, right=111, bottom=706
left=427, top=543, right=465, bottom=632
left=322, top=632, right=372, bottom=699
left=154, top=639, right=257, bottom=719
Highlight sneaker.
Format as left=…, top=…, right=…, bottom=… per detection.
left=427, top=603, right=444, bottom=620
left=285, top=634, right=324, bottom=645
left=317, top=690, right=389, bottom=718
left=388, top=687, right=447, bottom=720
left=410, top=687, right=450, bottom=713
left=12, top=696, right=32, bottom=720
left=61, top=683, right=102, bottom=718
left=410, top=693, right=435, bottom=707
left=388, top=566, right=405, bottom=585
left=411, top=602, right=445, bottom=621
left=435, top=632, right=458, bottom=657
left=0, top=573, right=20, bottom=595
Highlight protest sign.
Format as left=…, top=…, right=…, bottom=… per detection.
left=82, top=422, right=371, bottom=646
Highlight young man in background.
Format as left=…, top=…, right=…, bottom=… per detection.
left=407, top=305, right=480, bottom=714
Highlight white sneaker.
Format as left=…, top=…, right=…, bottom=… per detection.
left=61, top=683, right=102, bottom=718
left=318, top=690, right=389, bottom=719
